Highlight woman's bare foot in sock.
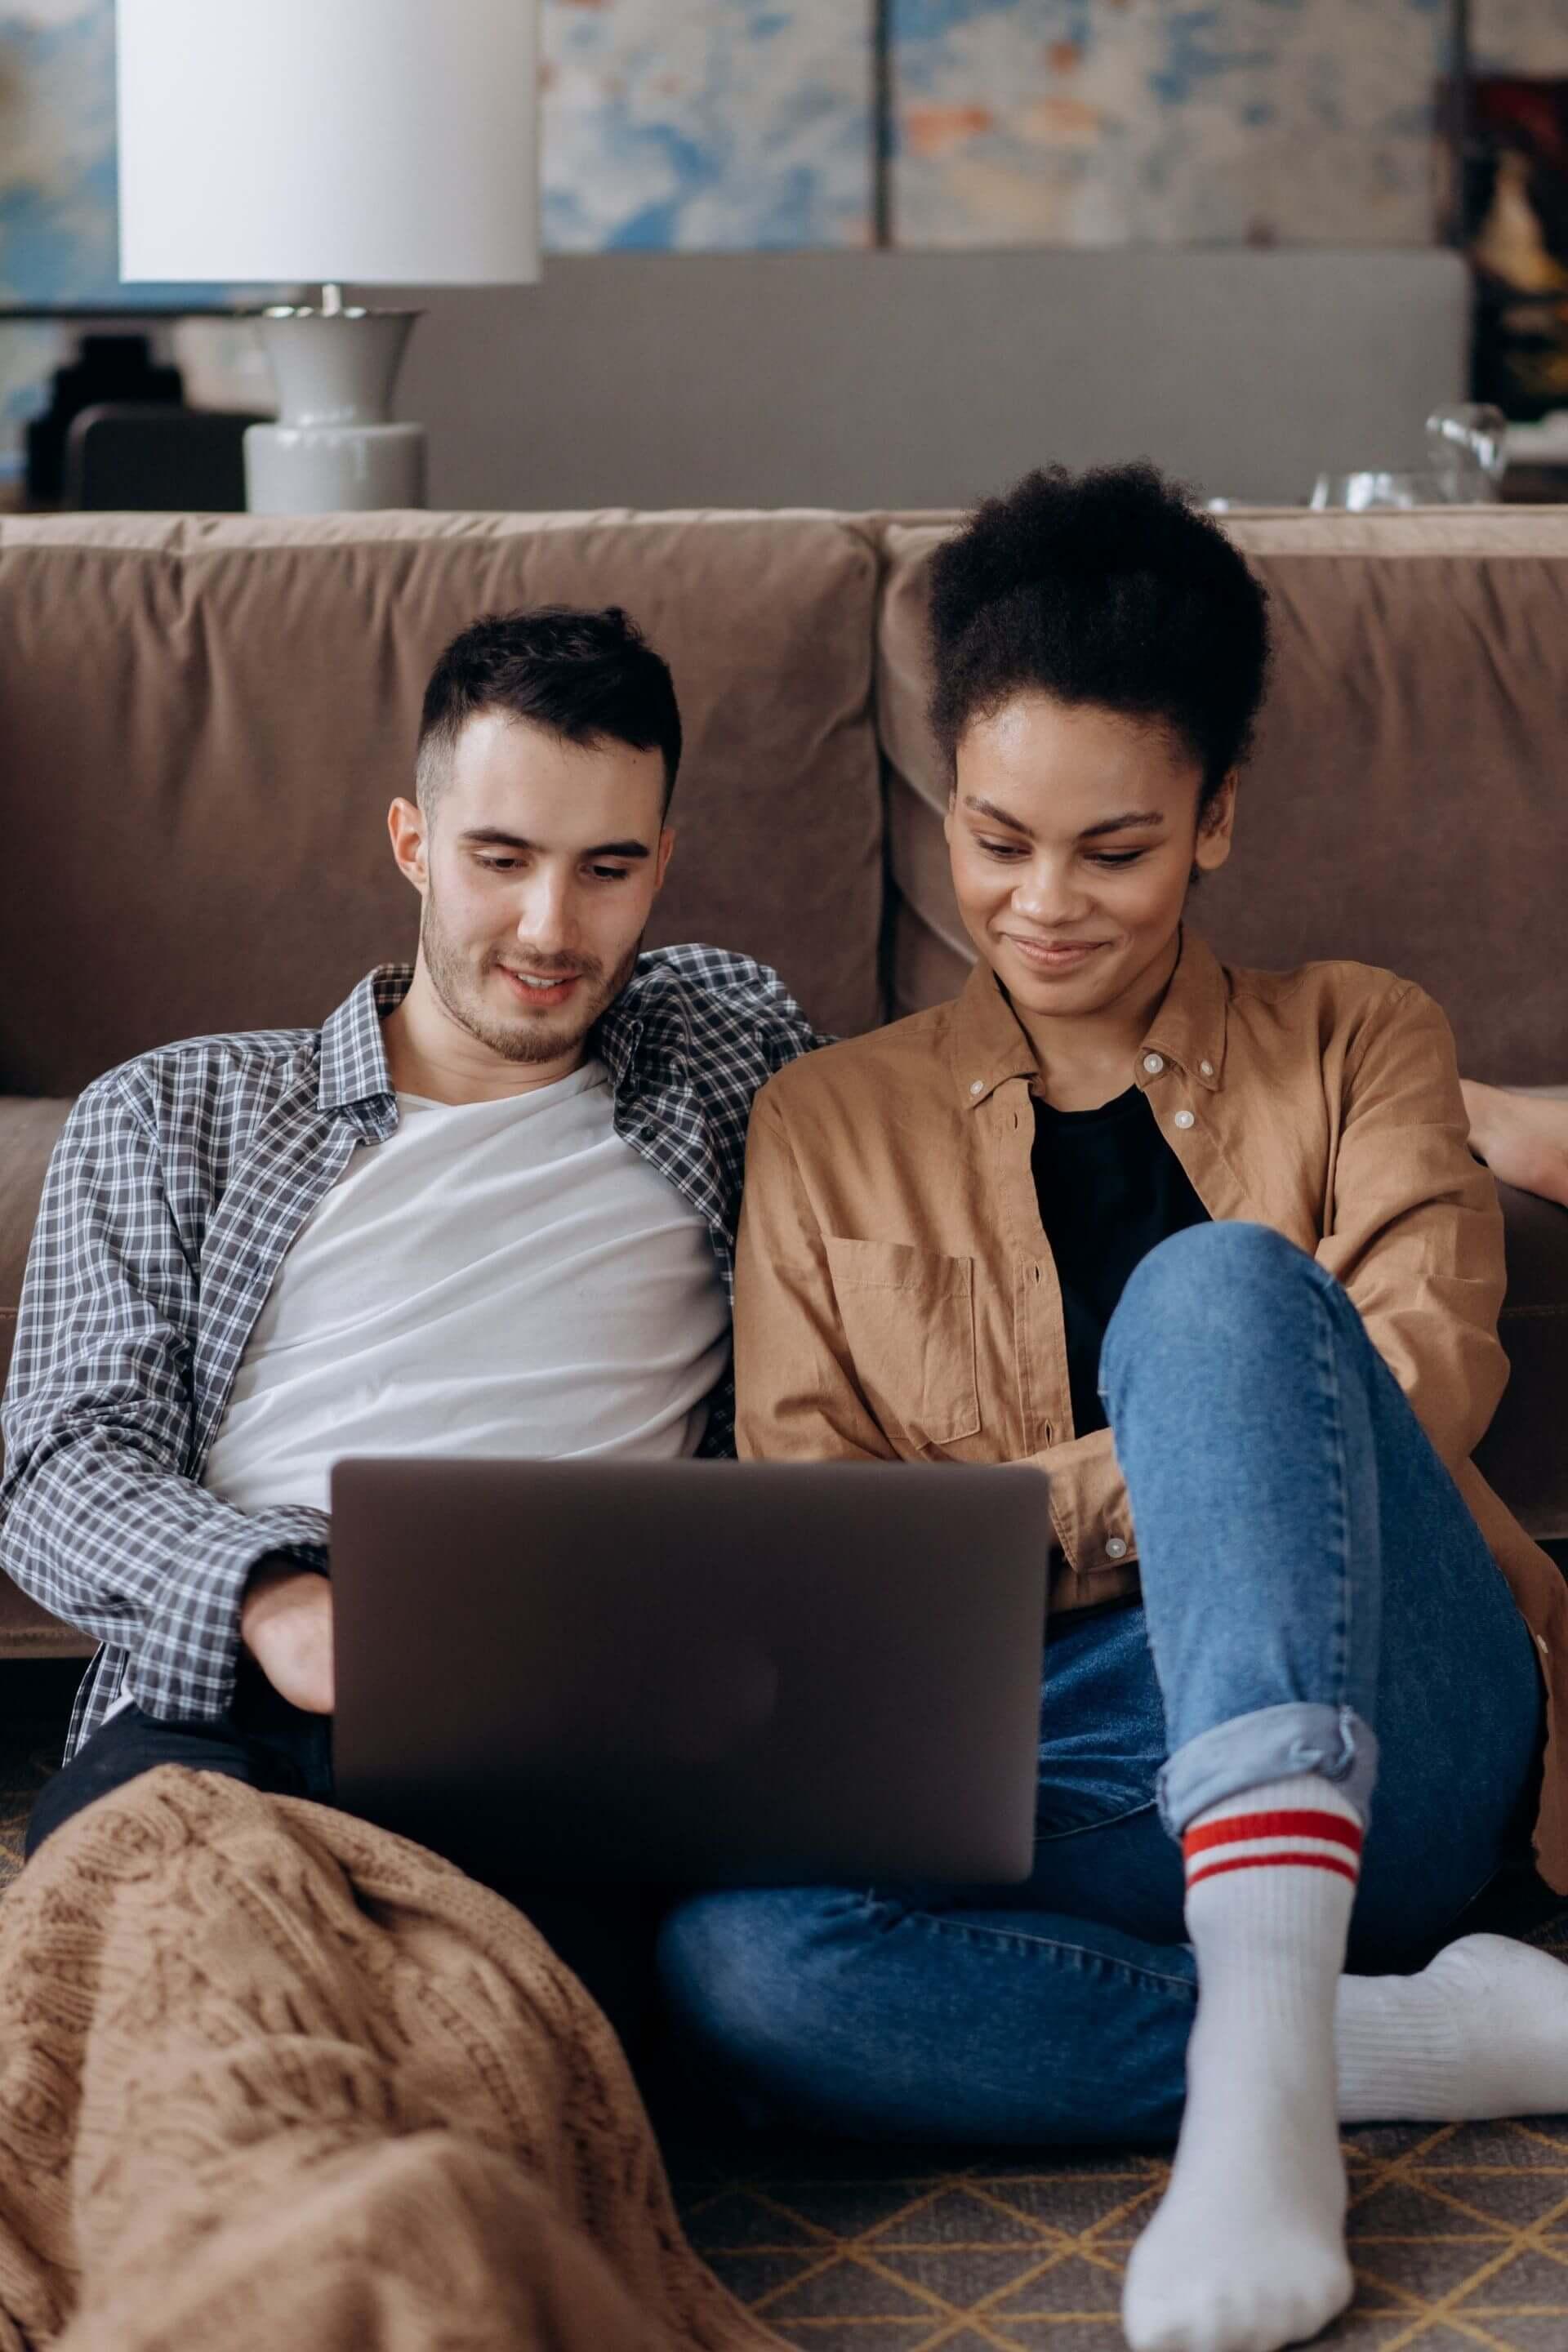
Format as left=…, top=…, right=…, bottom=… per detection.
left=1339, top=1933, right=1568, bottom=2123
left=1123, top=2007, right=1352, bottom=2352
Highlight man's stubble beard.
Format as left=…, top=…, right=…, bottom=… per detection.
left=420, top=881, right=643, bottom=1067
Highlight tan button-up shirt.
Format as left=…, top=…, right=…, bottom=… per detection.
left=734, top=932, right=1568, bottom=1889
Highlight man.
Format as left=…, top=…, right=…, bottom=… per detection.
left=0, top=604, right=820, bottom=1855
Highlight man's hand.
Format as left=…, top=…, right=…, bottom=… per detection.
left=241, top=1558, right=334, bottom=1713
left=1463, top=1080, right=1568, bottom=1211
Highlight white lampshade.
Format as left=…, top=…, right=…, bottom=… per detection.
left=117, top=0, right=539, bottom=287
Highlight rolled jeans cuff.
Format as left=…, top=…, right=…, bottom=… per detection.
left=1156, top=1701, right=1379, bottom=1839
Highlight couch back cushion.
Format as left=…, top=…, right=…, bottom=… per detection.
left=879, top=510, right=1568, bottom=1085
left=0, top=511, right=884, bottom=1095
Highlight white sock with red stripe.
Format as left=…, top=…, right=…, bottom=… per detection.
left=1338, top=1932, right=1568, bottom=2122
left=1123, top=1775, right=1364, bottom=2352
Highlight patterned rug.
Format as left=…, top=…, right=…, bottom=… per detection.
left=665, top=2112, right=1568, bottom=2350
left=6, top=1659, right=1568, bottom=2350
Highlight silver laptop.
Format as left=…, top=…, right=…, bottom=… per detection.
left=331, top=1457, right=1049, bottom=1886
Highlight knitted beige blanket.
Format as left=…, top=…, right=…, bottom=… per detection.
left=0, top=1766, right=782, bottom=2351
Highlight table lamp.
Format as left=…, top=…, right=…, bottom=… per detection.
left=116, top=0, right=539, bottom=513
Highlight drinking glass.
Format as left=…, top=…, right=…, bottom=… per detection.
left=1310, top=404, right=1508, bottom=510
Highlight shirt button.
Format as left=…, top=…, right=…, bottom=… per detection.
left=1174, top=1109, right=1196, bottom=1130
left=1200, top=1059, right=1215, bottom=1078
left=1106, top=1536, right=1129, bottom=1560
left=1142, top=1053, right=1165, bottom=1076
left=969, top=1080, right=985, bottom=1097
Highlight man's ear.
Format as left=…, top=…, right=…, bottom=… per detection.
left=387, top=797, right=430, bottom=896
left=653, top=824, right=677, bottom=893
left=1193, top=774, right=1238, bottom=877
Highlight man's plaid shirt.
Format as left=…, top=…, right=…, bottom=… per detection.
left=0, top=949, right=822, bottom=1761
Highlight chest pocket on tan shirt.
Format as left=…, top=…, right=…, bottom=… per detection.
left=823, top=1238, right=982, bottom=1450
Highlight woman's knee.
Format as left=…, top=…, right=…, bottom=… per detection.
left=1121, top=1218, right=1306, bottom=1316
left=1102, top=1222, right=1322, bottom=1384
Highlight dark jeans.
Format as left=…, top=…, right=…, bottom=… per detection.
left=25, top=1659, right=662, bottom=2045
left=25, top=1658, right=333, bottom=1855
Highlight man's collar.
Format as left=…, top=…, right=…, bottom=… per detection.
left=595, top=955, right=703, bottom=1088
left=317, top=961, right=662, bottom=1113
left=950, top=928, right=1228, bottom=1110
left=593, top=987, right=647, bottom=1088
left=318, top=965, right=411, bottom=1111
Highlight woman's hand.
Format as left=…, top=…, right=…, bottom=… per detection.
left=240, top=1558, right=335, bottom=1713
left=1462, top=1080, right=1568, bottom=1210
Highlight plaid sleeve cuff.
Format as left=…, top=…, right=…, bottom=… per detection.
left=127, top=1504, right=331, bottom=1726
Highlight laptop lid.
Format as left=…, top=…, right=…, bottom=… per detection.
left=331, top=1458, right=1049, bottom=1886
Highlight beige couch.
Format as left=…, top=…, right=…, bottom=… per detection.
left=1, top=506, right=1565, bottom=1658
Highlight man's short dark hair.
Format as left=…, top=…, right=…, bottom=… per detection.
left=416, top=605, right=683, bottom=815
left=929, top=462, right=1271, bottom=816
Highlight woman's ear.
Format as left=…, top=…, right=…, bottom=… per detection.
left=1194, top=773, right=1238, bottom=877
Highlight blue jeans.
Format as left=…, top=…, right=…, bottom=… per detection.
left=657, top=1223, right=1546, bottom=2145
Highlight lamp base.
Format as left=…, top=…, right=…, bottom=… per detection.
left=244, top=420, right=426, bottom=514
left=244, top=305, right=426, bottom=514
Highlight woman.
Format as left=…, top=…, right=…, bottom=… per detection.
left=657, top=465, right=1568, bottom=2352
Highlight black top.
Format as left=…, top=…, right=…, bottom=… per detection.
left=1031, top=1085, right=1211, bottom=1437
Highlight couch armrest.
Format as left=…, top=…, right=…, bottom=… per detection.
left=1, top=1096, right=91, bottom=1659
left=0, top=1561, right=94, bottom=1657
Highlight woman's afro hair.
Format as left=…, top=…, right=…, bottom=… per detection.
left=928, top=462, right=1271, bottom=808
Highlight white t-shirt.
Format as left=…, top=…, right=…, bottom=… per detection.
left=201, top=1058, right=731, bottom=1515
